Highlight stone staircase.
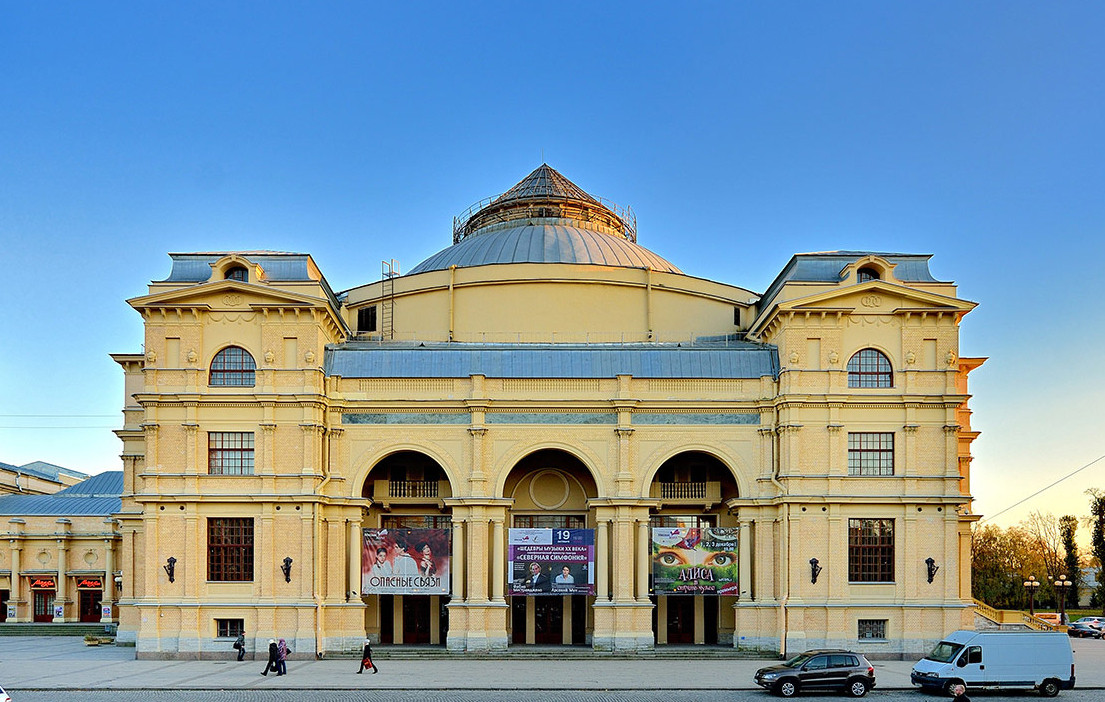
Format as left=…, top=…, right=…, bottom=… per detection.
left=0, top=622, right=116, bottom=637
left=972, top=599, right=1057, bottom=631
left=367, top=645, right=771, bottom=660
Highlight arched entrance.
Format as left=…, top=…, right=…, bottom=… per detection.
left=647, top=451, right=740, bottom=646
left=503, top=449, right=598, bottom=646
left=360, top=450, right=454, bottom=645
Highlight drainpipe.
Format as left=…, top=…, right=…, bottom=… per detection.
left=769, top=423, right=790, bottom=657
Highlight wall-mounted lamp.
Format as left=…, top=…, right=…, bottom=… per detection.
left=809, top=557, right=822, bottom=584
left=925, top=557, right=939, bottom=584
left=281, top=556, right=293, bottom=583
left=164, top=556, right=177, bottom=583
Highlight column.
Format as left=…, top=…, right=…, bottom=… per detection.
left=491, top=518, right=505, bottom=602
left=348, top=519, right=362, bottom=599
left=597, top=520, right=610, bottom=601
left=452, top=520, right=465, bottom=602
left=102, top=529, right=116, bottom=623
left=739, top=520, right=752, bottom=600
left=636, top=520, right=649, bottom=600
left=8, top=519, right=24, bottom=622
left=468, top=518, right=488, bottom=602
left=56, top=519, right=71, bottom=622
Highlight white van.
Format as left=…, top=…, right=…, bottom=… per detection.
left=911, top=630, right=1074, bottom=696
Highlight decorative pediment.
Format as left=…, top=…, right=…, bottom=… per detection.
left=128, top=280, right=327, bottom=312
left=751, top=280, right=976, bottom=338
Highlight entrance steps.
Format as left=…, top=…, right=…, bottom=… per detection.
left=369, top=645, right=769, bottom=660
left=0, top=622, right=116, bottom=637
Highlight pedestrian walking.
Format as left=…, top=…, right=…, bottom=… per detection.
left=356, top=638, right=378, bottom=674
left=233, top=633, right=245, bottom=661
left=951, top=683, right=971, bottom=702
left=261, top=638, right=278, bottom=676
left=277, top=637, right=289, bottom=675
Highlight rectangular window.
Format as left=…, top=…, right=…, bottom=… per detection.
left=649, top=515, right=716, bottom=529
left=848, top=432, right=894, bottom=476
left=208, top=432, right=254, bottom=475
left=208, top=518, right=254, bottom=582
left=848, top=518, right=894, bottom=582
left=216, top=618, right=245, bottom=638
left=513, top=515, right=587, bottom=528
left=858, top=619, right=887, bottom=640
left=358, top=306, right=378, bottom=333
left=381, top=515, right=453, bottom=529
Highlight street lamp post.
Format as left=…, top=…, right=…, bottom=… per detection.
left=1053, top=575, right=1073, bottom=625
left=1023, top=575, right=1041, bottom=615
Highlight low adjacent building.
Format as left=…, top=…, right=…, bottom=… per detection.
left=0, top=472, right=122, bottom=624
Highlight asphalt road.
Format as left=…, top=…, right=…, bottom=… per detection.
left=5, top=691, right=1102, bottom=702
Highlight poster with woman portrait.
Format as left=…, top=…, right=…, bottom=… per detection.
left=362, top=527, right=450, bottom=595
left=651, top=527, right=739, bottom=595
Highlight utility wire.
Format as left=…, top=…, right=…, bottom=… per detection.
left=979, top=452, right=1105, bottom=523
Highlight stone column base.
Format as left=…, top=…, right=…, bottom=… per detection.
left=591, top=600, right=655, bottom=651
left=445, top=601, right=509, bottom=652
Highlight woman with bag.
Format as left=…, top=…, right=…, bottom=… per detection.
left=260, top=639, right=278, bottom=676
left=276, top=638, right=289, bottom=675
left=356, top=638, right=378, bottom=674
left=233, top=633, right=245, bottom=661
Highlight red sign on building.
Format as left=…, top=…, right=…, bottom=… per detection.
left=29, top=577, right=56, bottom=589
left=76, top=578, right=103, bottom=589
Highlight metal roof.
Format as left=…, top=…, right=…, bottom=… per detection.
left=409, top=223, right=680, bottom=275
left=496, top=164, right=599, bottom=205
left=0, top=472, right=122, bottom=516
left=757, top=251, right=942, bottom=314
left=161, top=252, right=314, bottom=283
left=326, top=343, right=778, bottom=379
left=0, top=461, right=88, bottom=484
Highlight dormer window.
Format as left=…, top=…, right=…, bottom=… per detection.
left=210, top=346, right=256, bottom=387
left=857, top=267, right=880, bottom=283
left=225, top=266, right=248, bottom=282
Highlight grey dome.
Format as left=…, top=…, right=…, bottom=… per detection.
left=409, top=222, right=681, bottom=275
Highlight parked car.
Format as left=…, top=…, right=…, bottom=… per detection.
left=1067, top=622, right=1103, bottom=639
left=911, top=630, right=1075, bottom=696
left=1074, top=616, right=1105, bottom=629
left=754, top=649, right=876, bottom=697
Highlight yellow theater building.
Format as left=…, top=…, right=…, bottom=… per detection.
left=112, top=165, right=983, bottom=658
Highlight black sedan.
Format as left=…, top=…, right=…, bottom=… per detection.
left=1067, top=622, right=1103, bottom=638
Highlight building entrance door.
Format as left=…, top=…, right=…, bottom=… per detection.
left=666, top=596, right=694, bottom=644
left=33, top=590, right=55, bottom=623
left=533, top=597, right=563, bottom=644
left=0, top=589, right=8, bottom=622
left=402, top=597, right=431, bottom=644
left=78, top=590, right=101, bottom=622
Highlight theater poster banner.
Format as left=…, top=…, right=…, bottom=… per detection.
left=362, top=528, right=450, bottom=595
left=651, top=527, right=739, bottom=595
left=508, top=528, right=594, bottom=596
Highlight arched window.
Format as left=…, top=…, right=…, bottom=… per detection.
left=857, top=267, right=880, bottom=282
left=225, top=266, right=248, bottom=282
left=847, top=348, right=892, bottom=388
left=210, top=346, right=256, bottom=386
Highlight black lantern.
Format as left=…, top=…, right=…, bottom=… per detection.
left=809, top=557, right=822, bottom=584
left=281, top=556, right=293, bottom=583
left=925, top=557, right=939, bottom=583
left=164, top=556, right=177, bottom=583
left=1023, top=575, right=1040, bottom=615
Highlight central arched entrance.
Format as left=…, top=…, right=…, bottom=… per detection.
left=503, top=449, right=598, bottom=646
left=648, top=450, right=741, bottom=646
left=360, top=450, right=454, bottom=646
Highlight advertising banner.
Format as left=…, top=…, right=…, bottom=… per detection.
left=362, top=528, right=450, bottom=595
left=651, top=527, right=739, bottom=595
left=508, top=528, right=594, bottom=596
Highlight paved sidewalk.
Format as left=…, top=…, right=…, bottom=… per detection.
left=0, top=637, right=1102, bottom=691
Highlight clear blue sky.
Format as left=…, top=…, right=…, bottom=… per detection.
left=2, top=2, right=1103, bottom=531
